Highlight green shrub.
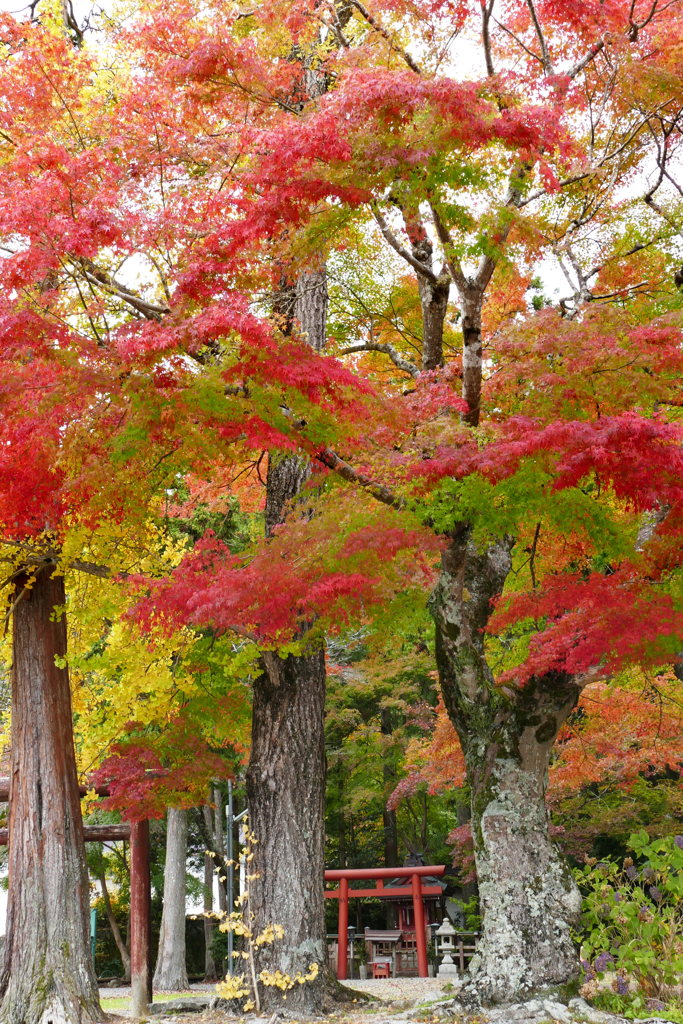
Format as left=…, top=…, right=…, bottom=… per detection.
left=575, top=832, right=683, bottom=1002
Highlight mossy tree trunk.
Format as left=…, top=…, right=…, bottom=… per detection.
left=0, top=566, right=102, bottom=1024
left=432, top=530, right=584, bottom=1004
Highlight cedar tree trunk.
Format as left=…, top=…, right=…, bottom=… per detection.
left=153, top=808, right=189, bottom=992
left=245, top=266, right=330, bottom=1013
left=246, top=644, right=328, bottom=1013
left=0, top=567, right=102, bottom=1024
left=432, top=530, right=583, bottom=1004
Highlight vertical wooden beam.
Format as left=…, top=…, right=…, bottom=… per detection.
left=130, top=820, right=152, bottom=1016
left=336, top=878, right=349, bottom=980
left=411, top=874, right=428, bottom=977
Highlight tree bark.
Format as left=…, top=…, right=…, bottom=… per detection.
left=459, top=288, right=484, bottom=427
left=153, top=808, right=189, bottom=992
left=0, top=567, right=102, bottom=1024
left=99, top=871, right=131, bottom=983
left=464, top=712, right=582, bottom=1004
left=246, top=265, right=331, bottom=1013
left=202, top=849, right=217, bottom=981
left=200, top=803, right=218, bottom=980
left=246, top=646, right=328, bottom=1013
left=411, top=237, right=449, bottom=372
left=211, top=788, right=228, bottom=914
left=419, top=273, right=450, bottom=371
left=431, top=531, right=583, bottom=1004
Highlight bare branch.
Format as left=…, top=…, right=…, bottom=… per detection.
left=517, top=106, right=667, bottom=210
left=75, top=258, right=171, bottom=321
left=591, top=280, right=651, bottom=302
left=492, top=16, right=543, bottom=66
left=524, top=0, right=553, bottom=73
left=340, top=341, right=420, bottom=377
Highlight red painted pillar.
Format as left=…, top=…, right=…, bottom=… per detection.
left=337, top=877, right=349, bottom=980
left=411, top=873, right=428, bottom=977
left=130, top=820, right=152, bottom=1016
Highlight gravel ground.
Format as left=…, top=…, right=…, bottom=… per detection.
left=340, top=978, right=458, bottom=1001
left=98, top=978, right=458, bottom=1005
left=96, top=980, right=678, bottom=1024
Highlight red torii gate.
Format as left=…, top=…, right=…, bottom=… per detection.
left=0, top=778, right=152, bottom=1015
left=324, top=865, right=446, bottom=980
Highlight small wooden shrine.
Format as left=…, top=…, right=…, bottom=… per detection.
left=324, top=857, right=446, bottom=979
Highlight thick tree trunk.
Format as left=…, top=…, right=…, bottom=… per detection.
left=460, top=292, right=484, bottom=427
left=245, top=265, right=332, bottom=1012
left=432, top=531, right=583, bottom=1004
left=246, top=646, right=328, bottom=1013
left=153, top=808, right=189, bottom=992
left=245, top=54, right=333, bottom=1012
left=402, top=230, right=449, bottom=372
left=99, top=871, right=131, bottom=983
left=419, top=274, right=449, bottom=371
left=295, top=270, right=328, bottom=352
left=411, top=237, right=449, bottom=372
left=465, top=724, right=582, bottom=1004
left=0, top=567, right=102, bottom=1024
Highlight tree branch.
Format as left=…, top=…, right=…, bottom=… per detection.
left=371, top=206, right=438, bottom=282
left=341, top=341, right=420, bottom=377
left=349, top=0, right=422, bottom=74
left=566, top=40, right=605, bottom=79
left=428, top=203, right=469, bottom=292
left=315, top=448, right=404, bottom=509
left=524, top=0, right=553, bottom=73
left=492, top=16, right=543, bottom=66
left=482, top=0, right=496, bottom=76
left=75, top=258, right=171, bottom=321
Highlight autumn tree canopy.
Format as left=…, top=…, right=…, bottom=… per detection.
left=0, top=0, right=682, bottom=1017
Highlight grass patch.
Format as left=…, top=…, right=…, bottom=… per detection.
left=100, top=991, right=207, bottom=1012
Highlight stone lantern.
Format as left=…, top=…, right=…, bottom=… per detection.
left=435, top=916, right=459, bottom=978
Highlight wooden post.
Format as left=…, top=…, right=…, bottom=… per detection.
left=336, top=877, right=349, bottom=980
left=411, top=873, right=428, bottom=977
left=130, top=820, right=152, bottom=1017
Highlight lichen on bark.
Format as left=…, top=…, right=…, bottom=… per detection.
left=431, top=529, right=584, bottom=1005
